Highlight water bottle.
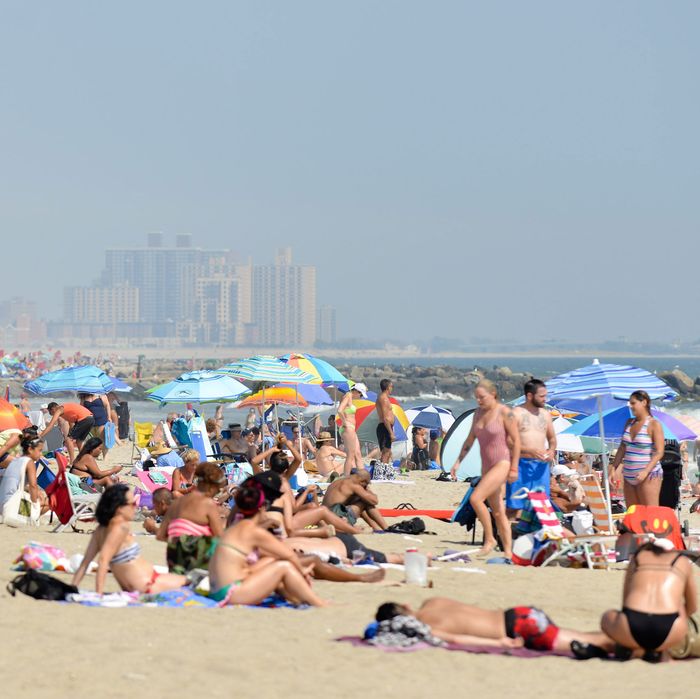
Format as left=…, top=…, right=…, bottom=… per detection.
left=404, top=548, right=428, bottom=586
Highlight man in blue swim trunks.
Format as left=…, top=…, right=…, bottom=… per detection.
left=506, top=378, right=557, bottom=515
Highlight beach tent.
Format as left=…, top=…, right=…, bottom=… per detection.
left=439, top=409, right=481, bottom=480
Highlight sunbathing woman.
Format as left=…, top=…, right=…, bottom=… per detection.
left=264, top=440, right=365, bottom=537
left=601, top=536, right=697, bottom=661
left=70, top=437, right=124, bottom=488
left=371, top=598, right=614, bottom=653
left=171, top=448, right=201, bottom=497
left=157, top=462, right=226, bottom=574
left=72, top=484, right=187, bottom=595
left=208, top=481, right=328, bottom=606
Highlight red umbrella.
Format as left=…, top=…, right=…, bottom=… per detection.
left=0, top=398, right=30, bottom=432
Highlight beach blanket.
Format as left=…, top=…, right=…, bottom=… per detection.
left=13, top=542, right=71, bottom=572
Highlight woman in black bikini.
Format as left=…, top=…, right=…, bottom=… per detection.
left=71, top=437, right=123, bottom=488
left=601, top=537, right=698, bottom=661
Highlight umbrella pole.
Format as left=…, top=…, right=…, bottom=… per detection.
left=597, top=396, right=614, bottom=532
left=296, top=384, right=303, bottom=464
left=333, top=386, right=338, bottom=448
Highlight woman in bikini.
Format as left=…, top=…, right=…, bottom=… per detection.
left=601, top=537, right=697, bottom=661
left=208, top=480, right=328, bottom=606
left=337, top=384, right=366, bottom=475
left=72, top=484, right=187, bottom=594
left=70, top=437, right=124, bottom=489
left=451, top=379, right=520, bottom=559
left=157, top=462, right=226, bottom=574
left=610, top=390, right=664, bottom=507
left=170, top=448, right=201, bottom=497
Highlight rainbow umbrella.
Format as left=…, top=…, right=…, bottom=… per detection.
left=278, top=353, right=348, bottom=388
left=238, top=387, right=309, bottom=408
left=0, top=398, right=30, bottom=432
left=351, top=398, right=410, bottom=443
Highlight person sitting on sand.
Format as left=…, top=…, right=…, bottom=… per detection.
left=143, top=488, right=173, bottom=534
left=208, top=480, right=328, bottom=607
left=72, top=484, right=187, bottom=595
left=0, top=434, right=50, bottom=517
left=157, top=462, right=226, bottom=574
left=171, top=448, right=201, bottom=497
left=322, top=469, right=388, bottom=531
left=600, top=536, right=697, bottom=662
left=370, top=598, right=614, bottom=654
left=304, top=431, right=346, bottom=477
left=70, top=437, right=124, bottom=489
left=264, top=442, right=366, bottom=537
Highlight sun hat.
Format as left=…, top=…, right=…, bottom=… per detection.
left=149, top=441, right=172, bottom=456
left=316, top=431, right=333, bottom=443
left=352, top=382, right=368, bottom=398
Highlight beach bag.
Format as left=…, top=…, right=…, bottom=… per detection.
left=2, top=457, right=41, bottom=528
left=386, top=517, right=426, bottom=535
left=7, top=569, right=78, bottom=601
left=45, top=452, right=74, bottom=525
left=571, top=510, right=594, bottom=536
left=14, top=542, right=69, bottom=572
left=669, top=613, right=700, bottom=659
left=371, top=462, right=395, bottom=481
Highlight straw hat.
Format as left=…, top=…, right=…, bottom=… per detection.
left=149, top=441, right=172, bottom=456
left=316, top=431, right=333, bottom=443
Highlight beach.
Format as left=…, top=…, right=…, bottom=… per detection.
left=1, top=442, right=698, bottom=699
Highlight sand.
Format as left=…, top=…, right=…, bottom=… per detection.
left=0, top=443, right=698, bottom=699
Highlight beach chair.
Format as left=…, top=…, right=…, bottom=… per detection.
left=132, top=422, right=154, bottom=461
left=162, top=420, right=188, bottom=454
left=513, top=489, right=617, bottom=569
left=136, top=469, right=173, bottom=494
left=579, top=473, right=624, bottom=534
left=50, top=452, right=100, bottom=533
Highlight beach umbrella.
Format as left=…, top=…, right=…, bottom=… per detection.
left=547, top=359, right=678, bottom=530
left=24, top=364, right=126, bottom=395
left=218, top=355, right=317, bottom=384
left=405, top=405, right=455, bottom=432
left=673, top=413, right=700, bottom=438
left=238, top=387, right=309, bottom=409
left=146, top=371, right=249, bottom=405
left=273, top=382, right=332, bottom=406
left=108, top=376, right=133, bottom=393
left=0, top=398, right=30, bottom=432
left=564, top=406, right=697, bottom=442
left=278, top=353, right=349, bottom=388
left=553, top=417, right=606, bottom=454
left=351, top=398, right=409, bottom=443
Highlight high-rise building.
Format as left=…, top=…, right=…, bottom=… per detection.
left=101, top=235, right=228, bottom=322
left=317, top=305, right=337, bottom=345
left=252, top=248, right=316, bottom=347
left=64, top=284, right=140, bottom=323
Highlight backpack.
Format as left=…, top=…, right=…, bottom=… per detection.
left=7, top=569, right=78, bottom=601
left=386, top=517, right=426, bottom=535
left=370, top=462, right=395, bottom=481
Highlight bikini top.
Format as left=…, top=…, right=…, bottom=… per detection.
left=167, top=517, right=213, bottom=538
left=218, top=540, right=260, bottom=565
left=110, top=541, right=141, bottom=566
left=344, top=404, right=357, bottom=415
left=632, top=550, right=686, bottom=577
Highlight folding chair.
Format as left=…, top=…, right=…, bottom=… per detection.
left=132, top=422, right=154, bottom=461
left=579, top=473, right=625, bottom=534
left=51, top=452, right=100, bottom=533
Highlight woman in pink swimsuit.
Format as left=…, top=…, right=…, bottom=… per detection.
left=451, top=380, right=520, bottom=558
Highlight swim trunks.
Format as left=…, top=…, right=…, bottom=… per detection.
left=504, top=606, right=559, bottom=650
left=328, top=503, right=357, bottom=526
left=506, top=458, right=550, bottom=509
left=69, top=416, right=95, bottom=442
left=376, top=424, right=393, bottom=451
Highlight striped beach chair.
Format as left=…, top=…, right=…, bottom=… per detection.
left=579, top=473, right=624, bottom=534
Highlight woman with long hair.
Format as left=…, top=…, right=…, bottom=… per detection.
left=337, top=383, right=367, bottom=475
left=450, top=379, right=520, bottom=559
left=71, top=437, right=123, bottom=488
left=610, top=390, right=664, bottom=507
left=0, top=434, right=49, bottom=517
left=72, top=484, right=187, bottom=594
left=171, top=448, right=201, bottom=497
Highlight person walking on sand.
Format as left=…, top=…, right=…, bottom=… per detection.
left=375, top=379, right=395, bottom=464
left=505, top=378, right=557, bottom=516
left=451, top=380, right=520, bottom=558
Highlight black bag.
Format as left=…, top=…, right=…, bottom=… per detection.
left=7, top=569, right=78, bottom=601
left=386, top=517, right=426, bottom=535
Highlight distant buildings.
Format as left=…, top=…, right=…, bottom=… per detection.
left=0, top=297, right=46, bottom=346
left=48, top=235, right=319, bottom=347
left=317, top=305, right=337, bottom=345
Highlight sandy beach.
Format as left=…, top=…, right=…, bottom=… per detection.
left=1, top=442, right=698, bottom=699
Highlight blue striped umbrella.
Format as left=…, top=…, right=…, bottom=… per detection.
left=147, top=371, right=249, bottom=405
left=405, top=404, right=455, bottom=431
left=24, top=365, right=126, bottom=395
left=546, top=359, right=677, bottom=530
left=218, top=355, right=316, bottom=384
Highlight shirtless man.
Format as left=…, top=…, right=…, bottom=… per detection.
left=506, top=378, right=556, bottom=515
left=220, top=424, right=248, bottom=456
left=375, top=379, right=395, bottom=463
left=291, top=425, right=316, bottom=460
left=322, top=469, right=388, bottom=530
left=372, top=598, right=614, bottom=654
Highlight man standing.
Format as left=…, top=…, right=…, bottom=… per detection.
left=375, top=379, right=395, bottom=464
left=46, top=401, right=95, bottom=462
left=506, top=378, right=557, bottom=513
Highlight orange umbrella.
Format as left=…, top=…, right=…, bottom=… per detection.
left=0, top=398, right=30, bottom=432
left=237, top=387, right=309, bottom=408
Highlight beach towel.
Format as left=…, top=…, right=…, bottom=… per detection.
left=13, top=542, right=70, bottom=572
left=104, top=421, right=116, bottom=449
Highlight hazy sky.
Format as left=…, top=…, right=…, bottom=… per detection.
left=1, top=2, right=698, bottom=343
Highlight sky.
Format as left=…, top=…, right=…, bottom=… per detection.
left=1, top=2, right=698, bottom=344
